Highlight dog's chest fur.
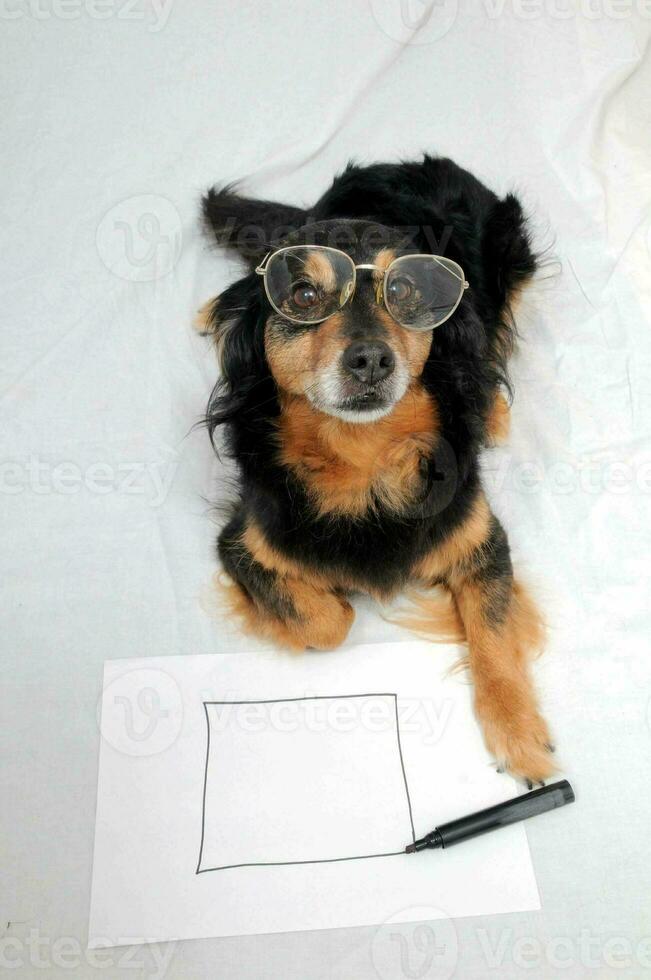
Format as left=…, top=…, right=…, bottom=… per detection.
left=276, top=387, right=438, bottom=518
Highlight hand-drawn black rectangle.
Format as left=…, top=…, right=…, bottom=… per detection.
left=197, top=694, right=415, bottom=873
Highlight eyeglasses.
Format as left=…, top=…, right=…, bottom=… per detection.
left=255, top=245, right=469, bottom=331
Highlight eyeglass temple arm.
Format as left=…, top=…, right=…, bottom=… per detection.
left=255, top=252, right=272, bottom=275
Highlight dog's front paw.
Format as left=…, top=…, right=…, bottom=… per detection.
left=303, top=595, right=354, bottom=651
left=476, top=696, right=556, bottom=783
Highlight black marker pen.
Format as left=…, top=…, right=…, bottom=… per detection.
left=405, top=779, right=575, bottom=853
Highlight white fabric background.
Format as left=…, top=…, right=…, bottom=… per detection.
left=1, top=1, right=650, bottom=977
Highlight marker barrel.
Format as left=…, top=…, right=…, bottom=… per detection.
left=436, top=779, right=575, bottom=848
left=407, top=780, right=575, bottom=852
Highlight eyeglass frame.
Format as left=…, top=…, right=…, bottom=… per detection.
left=254, top=245, right=469, bottom=329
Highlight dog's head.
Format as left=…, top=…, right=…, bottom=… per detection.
left=199, top=156, right=536, bottom=447
left=254, top=220, right=440, bottom=423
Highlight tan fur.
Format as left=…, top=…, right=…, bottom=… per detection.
left=227, top=525, right=354, bottom=650
left=194, top=296, right=237, bottom=371
left=373, top=248, right=396, bottom=273
left=281, top=581, right=354, bottom=650
left=370, top=250, right=396, bottom=304
left=304, top=249, right=338, bottom=290
left=244, top=517, right=393, bottom=604
left=413, top=494, right=493, bottom=581
left=391, top=495, right=553, bottom=779
left=451, top=577, right=552, bottom=780
left=277, top=385, right=439, bottom=517
left=264, top=312, right=346, bottom=396
left=389, top=586, right=465, bottom=644
left=242, top=521, right=349, bottom=589
left=486, top=391, right=511, bottom=445
left=375, top=308, right=433, bottom=377
left=194, top=298, right=217, bottom=335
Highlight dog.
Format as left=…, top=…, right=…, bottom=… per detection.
left=196, top=155, right=554, bottom=783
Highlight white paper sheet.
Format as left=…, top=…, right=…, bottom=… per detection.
left=89, top=642, right=540, bottom=947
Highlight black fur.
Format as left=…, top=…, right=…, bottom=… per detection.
left=201, top=155, right=535, bottom=597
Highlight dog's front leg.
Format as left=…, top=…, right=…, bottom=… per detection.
left=445, top=516, right=555, bottom=782
left=218, top=516, right=354, bottom=651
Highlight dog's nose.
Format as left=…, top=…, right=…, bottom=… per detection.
left=342, top=341, right=395, bottom=384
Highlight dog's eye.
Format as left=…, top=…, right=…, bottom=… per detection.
left=387, top=276, right=413, bottom=303
left=292, top=281, right=319, bottom=309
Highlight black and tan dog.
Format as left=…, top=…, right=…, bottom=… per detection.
left=196, top=155, right=554, bottom=782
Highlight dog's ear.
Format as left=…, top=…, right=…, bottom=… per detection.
left=312, top=155, right=536, bottom=407
left=481, top=192, right=536, bottom=311
left=312, top=156, right=536, bottom=313
left=196, top=273, right=264, bottom=377
left=199, top=184, right=303, bottom=436
left=202, top=185, right=307, bottom=267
